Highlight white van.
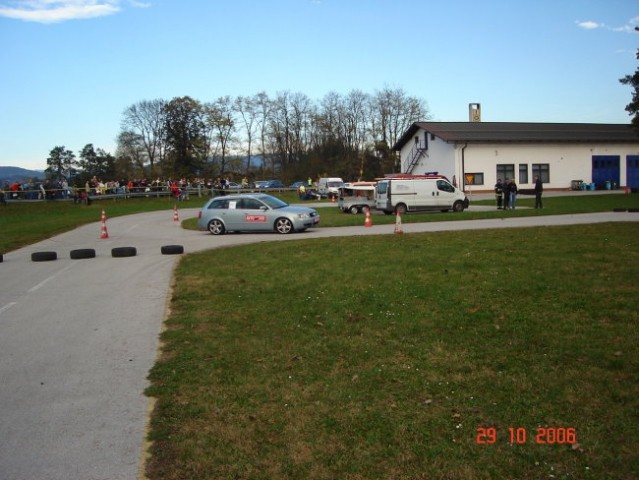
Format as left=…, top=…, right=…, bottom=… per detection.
left=337, top=182, right=376, bottom=214
left=317, top=177, right=344, bottom=198
left=375, top=175, right=469, bottom=214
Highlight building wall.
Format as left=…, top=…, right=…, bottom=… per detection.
left=402, top=127, right=639, bottom=190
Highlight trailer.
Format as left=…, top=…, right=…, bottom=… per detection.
left=337, top=182, right=377, bottom=214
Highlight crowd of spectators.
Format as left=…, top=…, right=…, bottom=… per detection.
left=1, top=176, right=253, bottom=202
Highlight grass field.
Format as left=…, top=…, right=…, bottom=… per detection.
left=2, top=192, right=638, bottom=479
left=144, top=223, right=639, bottom=480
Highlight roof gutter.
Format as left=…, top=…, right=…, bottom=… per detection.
left=461, top=142, right=468, bottom=193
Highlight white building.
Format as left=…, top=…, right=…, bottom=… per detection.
left=392, top=116, right=639, bottom=192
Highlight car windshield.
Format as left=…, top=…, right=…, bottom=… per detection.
left=260, top=195, right=288, bottom=209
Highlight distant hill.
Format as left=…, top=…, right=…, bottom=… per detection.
left=0, top=166, right=44, bottom=185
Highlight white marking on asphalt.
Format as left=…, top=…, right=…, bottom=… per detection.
left=28, top=263, right=77, bottom=293
left=0, top=302, right=17, bottom=316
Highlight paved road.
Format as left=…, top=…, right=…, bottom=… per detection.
left=0, top=206, right=637, bottom=480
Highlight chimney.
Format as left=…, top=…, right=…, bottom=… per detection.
left=469, top=103, right=481, bottom=122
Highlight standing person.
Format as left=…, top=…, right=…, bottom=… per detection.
left=508, top=178, right=518, bottom=210
left=502, top=179, right=511, bottom=210
left=534, top=175, right=543, bottom=209
left=494, top=178, right=504, bottom=209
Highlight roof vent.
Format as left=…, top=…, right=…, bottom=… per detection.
left=469, top=103, right=481, bottom=122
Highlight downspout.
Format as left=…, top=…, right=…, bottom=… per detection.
left=461, top=142, right=468, bottom=193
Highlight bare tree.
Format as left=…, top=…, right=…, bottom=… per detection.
left=235, top=95, right=259, bottom=175
left=203, top=96, right=237, bottom=174
left=120, top=99, right=167, bottom=171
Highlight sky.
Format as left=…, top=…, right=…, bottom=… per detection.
left=0, top=0, right=637, bottom=171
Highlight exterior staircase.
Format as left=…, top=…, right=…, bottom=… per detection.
left=405, top=141, right=427, bottom=173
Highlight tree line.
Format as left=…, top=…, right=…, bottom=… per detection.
left=45, top=87, right=430, bottom=184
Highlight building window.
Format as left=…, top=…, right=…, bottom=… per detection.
left=496, top=164, right=515, bottom=182
left=532, top=164, right=550, bottom=183
left=519, top=164, right=528, bottom=184
left=464, top=172, right=484, bottom=185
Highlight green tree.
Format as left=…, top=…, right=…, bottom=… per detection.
left=163, top=96, right=206, bottom=176
left=77, top=144, right=116, bottom=180
left=619, top=27, right=639, bottom=132
left=45, top=145, right=75, bottom=179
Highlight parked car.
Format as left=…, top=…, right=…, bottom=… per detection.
left=198, top=193, right=320, bottom=235
left=226, top=181, right=242, bottom=189
left=264, top=179, right=285, bottom=188
left=289, top=181, right=306, bottom=188
left=251, top=180, right=270, bottom=189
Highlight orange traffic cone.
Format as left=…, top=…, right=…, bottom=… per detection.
left=394, top=210, right=403, bottom=234
left=173, top=204, right=179, bottom=223
left=364, top=208, right=373, bottom=227
left=331, top=194, right=336, bottom=203
left=100, top=209, right=109, bottom=239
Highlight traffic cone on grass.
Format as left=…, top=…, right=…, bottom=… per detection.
left=99, top=210, right=109, bottom=239
left=173, top=204, right=179, bottom=223
left=364, top=208, right=373, bottom=228
left=394, top=210, right=403, bottom=234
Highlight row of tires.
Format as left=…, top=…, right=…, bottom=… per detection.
left=612, top=208, right=639, bottom=212
left=0, top=245, right=185, bottom=263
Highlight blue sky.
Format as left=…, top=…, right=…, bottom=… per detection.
left=1, top=0, right=637, bottom=171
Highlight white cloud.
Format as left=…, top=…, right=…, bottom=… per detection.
left=0, top=0, right=149, bottom=23
left=577, top=16, right=639, bottom=33
left=576, top=20, right=603, bottom=30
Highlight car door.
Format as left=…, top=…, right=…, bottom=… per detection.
left=236, top=197, right=270, bottom=231
left=435, top=179, right=456, bottom=207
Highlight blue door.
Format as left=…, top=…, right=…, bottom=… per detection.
left=627, top=155, right=639, bottom=189
left=592, top=155, right=620, bottom=188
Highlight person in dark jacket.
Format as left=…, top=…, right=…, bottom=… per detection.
left=508, top=179, right=518, bottom=210
left=534, top=175, right=543, bottom=209
left=494, top=178, right=504, bottom=209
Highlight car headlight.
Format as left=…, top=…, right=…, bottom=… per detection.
left=297, top=213, right=310, bottom=219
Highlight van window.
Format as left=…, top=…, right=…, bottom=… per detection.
left=377, top=182, right=388, bottom=195
left=436, top=180, right=455, bottom=193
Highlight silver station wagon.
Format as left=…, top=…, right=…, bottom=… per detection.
left=198, top=193, right=320, bottom=235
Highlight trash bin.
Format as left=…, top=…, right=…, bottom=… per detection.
left=589, top=183, right=595, bottom=191
left=605, top=180, right=611, bottom=190
left=581, top=182, right=587, bottom=191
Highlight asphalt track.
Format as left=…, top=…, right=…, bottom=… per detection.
left=0, top=205, right=637, bottom=480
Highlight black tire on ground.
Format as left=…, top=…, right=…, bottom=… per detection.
left=111, top=247, right=137, bottom=258
left=70, top=248, right=96, bottom=259
left=628, top=207, right=639, bottom=213
left=0, top=254, right=3, bottom=263
left=161, top=245, right=184, bottom=255
left=31, top=251, right=58, bottom=262
left=612, top=208, right=628, bottom=212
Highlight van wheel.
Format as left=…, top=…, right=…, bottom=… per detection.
left=395, top=204, right=407, bottom=215
left=349, top=205, right=360, bottom=214
left=452, top=201, right=465, bottom=212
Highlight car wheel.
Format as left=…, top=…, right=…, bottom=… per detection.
left=275, top=217, right=294, bottom=234
left=111, top=247, right=137, bottom=258
left=452, top=201, right=465, bottom=212
left=349, top=205, right=360, bottom=214
left=161, top=244, right=184, bottom=255
left=31, top=251, right=57, bottom=262
left=395, top=203, right=407, bottom=215
left=208, top=219, right=225, bottom=235
left=70, top=248, right=96, bottom=260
